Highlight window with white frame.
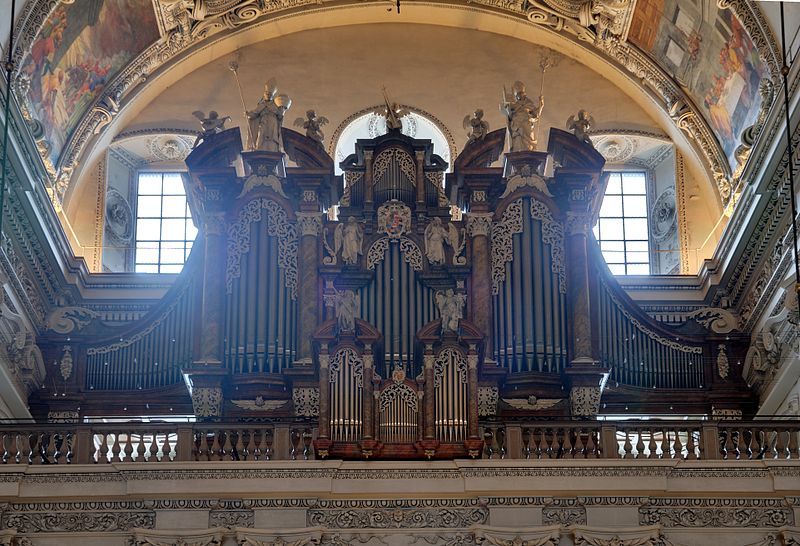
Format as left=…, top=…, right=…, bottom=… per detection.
left=134, top=172, right=197, bottom=273
left=593, top=171, right=650, bottom=275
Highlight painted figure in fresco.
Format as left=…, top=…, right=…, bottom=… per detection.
left=247, top=79, right=292, bottom=152
left=334, top=217, right=364, bottom=265
left=334, top=290, right=359, bottom=332
left=500, top=81, right=544, bottom=152
left=436, top=289, right=466, bottom=333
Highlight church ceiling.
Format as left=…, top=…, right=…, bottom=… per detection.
left=8, top=0, right=781, bottom=211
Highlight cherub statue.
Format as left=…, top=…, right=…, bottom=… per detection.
left=247, top=78, right=292, bottom=152
left=333, top=289, right=359, bottom=332
left=293, top=109, right=329, bottom=145
left=191, top=110, right=230, bottom=148
left=424, top=217, right=461, bottom=266
left=566, top=109, right=595, bottom=146
left=500, top=81, right=544, bottom=152
left=463, top=109, right=489, bottom=144
left=334, top=216, right=364, bottom=265
left=435, top=289, right=467, bottom=333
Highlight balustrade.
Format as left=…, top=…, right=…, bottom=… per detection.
left=2, top=420, right=799, bottom=464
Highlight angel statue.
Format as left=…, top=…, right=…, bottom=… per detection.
left=566, top=109, right=595, bottom=146
left=247, top=78, right=292, bottom=152
left=500, top=81, right=544, bottom=152
left=293, top=109, right=329, bottom=145
left=191, top=110, right=230, bottom=148
left=334, top=216, right=364, bottom=265
left=333, top=289, right=359, bottom=332
left=436, top=289, right=467, bottom=333
left=424, top=217, right=461, bottom=266
left=463, top=109, right=489, bottom=145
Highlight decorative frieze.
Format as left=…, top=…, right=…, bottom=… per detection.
left=3, top=510, right=155, bottom=533
left=639, top=498, right=793, bottom=527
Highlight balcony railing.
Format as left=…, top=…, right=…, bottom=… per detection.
left=1, top=420, right=798, bottom=464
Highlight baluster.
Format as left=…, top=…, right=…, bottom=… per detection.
left=562, top=428, right=574, bottom=459
left=246, top=429, right=257, bottom=461
left=585, top=429, right=597, bottom=458
left=123, top=433, right=134, bottom=463
left=660, top=428, right=671, bottom=459
left=98, top=434, right=110, bottom=464
left=163, top=432, right=173, bottom=462
left=146, top=432, right=158, bottom=462
left=740, top=426, right=752, bottom=460
left=496, top=428, right=506, bottom=459
left=544, top=428, right=556, bottom=458
left=53, top=433, right=63, bottom=464
left=192, top=432, right=203, bottom=462
left=290, top=429, right=300, bottom=461
left=622, top=430, right=633, bottom=459
left=136, top=432, right=147, bottom=462
left=210, top=431, right=222, bottom=462
left=65, top=432, right=74, bottom=464
left=635, top=429, right=645, bottom=459
left=303, top=430, right=313, bottom=460
left=724, top=428, right=737, bottom=460
left=776, top=427, right=789, bottom=459
left=264, top=429, right=273, bottom=461
left=483, top=429, right=495, bottom=459
left=573, top=429, right=586, bottom=458
left=647, top=428, right=658, bottom=459
left=111, top=433, right=122, bottom=463
left=537, top=428, right=549, bottom=459
left=25, top=432, right=39, bottom=465
left=222, top=430, right=234, bottom=461
left=2, top=432, right=10, bottom=463
left=789, top=427, right=799, bottom=459
left=673, top=429, right=683, bottom=460
left=521, top=428, right=531, bottom=460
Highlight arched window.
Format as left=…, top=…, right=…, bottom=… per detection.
left=331, top=107, right=455, bottom=175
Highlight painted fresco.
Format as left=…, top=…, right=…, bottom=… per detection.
left=20, top=0, right=159, bottom=166
left=628, top=0, right=769, bottom=169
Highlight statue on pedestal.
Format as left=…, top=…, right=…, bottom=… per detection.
left=436, top=289, right=467, bottom=333
left=425, top=218, right=462, bottom=266
left=382, top=87, right=409, bottom=131
left=247, top=79, right=292, bottom=152
left=191, top=110, right=230, bottom=148
left=500, top=81, right=544, bottom=152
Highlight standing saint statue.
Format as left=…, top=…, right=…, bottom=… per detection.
left=500, top=81, right=544, bottom=152
left=247, top=78, right=292, bottom=152
left=435, top=289, right=467, bottom=333
left=333, top=289, right=359, bottom=332
left=334, top=216, right=364, bottom=265
left=425, top=217, right=449, bottom=266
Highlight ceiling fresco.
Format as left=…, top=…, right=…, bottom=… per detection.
left=7, top=0, right=781, bottom=210
left=18, top=0, right=159, bottom=166
left=628, top=0, right=769, bottom=169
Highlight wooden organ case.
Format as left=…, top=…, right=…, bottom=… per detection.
left=31, top=122, right=754, bottom=459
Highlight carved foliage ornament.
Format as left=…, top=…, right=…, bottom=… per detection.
left=46, top=306, right=99, bottom=334
left=570, top=386, right=602, bottom=418
left=379, top=381, right=418, bottom=412
left=434, top=347, right=468, bottom=388
left=639, top=498, right=792, bottom=527
left=491, top=199, right=524, bottom=295
left=373, top=147, right=416, bottom=186
left=477, top=386, right=499, bottom=417
left=293, top=387, right=320, bottom=417
left=367, top=237, right=423, bottom=271
left=329, top=347, right=364, bottom=387
left=530, top=199, right=566, bottom=294
left=191, top=387, right=223, bottom=418
left=226, top=198, right=298, bottom=298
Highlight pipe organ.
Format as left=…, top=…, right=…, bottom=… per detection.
left=35, top=120, right=752, bottom=458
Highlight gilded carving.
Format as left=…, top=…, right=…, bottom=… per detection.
left=491, top=199, right=524, bottom=295
left=191, top=387, right=223, bottom=418
left=570, top=386, right=602, bottom=418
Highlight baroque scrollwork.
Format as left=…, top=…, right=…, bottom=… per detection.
left=639, top=498, right=793, bottom=527
left=45, top=305, right=99, bottom=334
left=293, top=387, right=320, bottom=417
left=491, top=199, right=524, bottom=295
left=191, top=387, right=223, bottom=419
left=367, top=237, right=423, bottom=271
left=530, top=199, right=566, bottom=294
left=226, top=198, right=298, bottom=298
left=329, top=347, right=364, bottom=387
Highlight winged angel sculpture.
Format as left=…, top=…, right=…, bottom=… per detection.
left=566, top=109, right=595, bottom=146
left=333, top=217, right=364, bottom=265
left=293, top=109, right=329, bottom=144
left=424, top=218, right=463, bottom=266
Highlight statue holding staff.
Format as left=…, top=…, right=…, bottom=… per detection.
left=247, top=78, right=292, bottom=152
left=500, top=81, right=544, bottom=152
